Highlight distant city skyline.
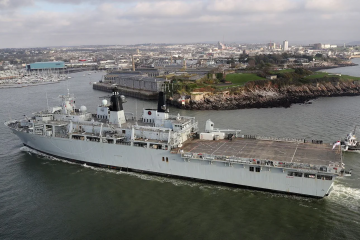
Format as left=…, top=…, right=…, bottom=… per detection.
left=0, top=0, right=359, bottom=48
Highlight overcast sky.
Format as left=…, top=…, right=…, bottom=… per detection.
left=0, top=0, right=359, bottom=48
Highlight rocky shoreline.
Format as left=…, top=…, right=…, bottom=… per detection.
left=170, top=80, right=360, bottom=110
left=307, top=63, right=358, bottom=72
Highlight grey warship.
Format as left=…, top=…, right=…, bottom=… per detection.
left=5, top=88, right=350, bottom=198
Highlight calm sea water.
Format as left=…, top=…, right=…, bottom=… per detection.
left=1, top=61, right=360, bottom=240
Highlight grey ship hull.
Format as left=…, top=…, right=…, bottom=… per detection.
left=12, top=129, right=334, bottom=198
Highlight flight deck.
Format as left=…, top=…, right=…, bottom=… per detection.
left=180, top=138, right=342, bottom=166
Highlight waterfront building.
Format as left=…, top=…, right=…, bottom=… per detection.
left=26, top=61, right=65, bottom=71
left=135, top=68, right=162, bottom=77
left=103, top=71, right=165, bottom=92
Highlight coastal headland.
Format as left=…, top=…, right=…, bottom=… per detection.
left=169, top=68, right=360, bottom=110
left=172, top=80, right=360, bottom=110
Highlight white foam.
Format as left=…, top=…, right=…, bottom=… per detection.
left=20, top=146, right=77, bottom=165
left=331, top=183, right=360, bottom=201
left=328, top=183, right=360, bottom=212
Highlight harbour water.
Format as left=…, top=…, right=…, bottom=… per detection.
left=1, top=61, right=360, bottom=240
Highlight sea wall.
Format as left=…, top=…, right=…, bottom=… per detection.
left=171, top=80, right=360, bottom=110
left=93, top=83, right=158, bottom=100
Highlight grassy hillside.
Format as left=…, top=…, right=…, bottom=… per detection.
left=225, top=73, right=265, bottom=85
left=305, top=72, right=360, bottom=80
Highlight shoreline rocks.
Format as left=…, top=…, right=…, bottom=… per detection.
left=169, top=80, right=360, bottom=110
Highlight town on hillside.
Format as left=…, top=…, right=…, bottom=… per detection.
left=1, top=41, right=360, bottom=105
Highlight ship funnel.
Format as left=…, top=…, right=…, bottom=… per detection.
left=157, top=92, right=166, bottom=113
left=109, top=87, right=125, bottom=111
left=108, top=87, right=127, bottom=126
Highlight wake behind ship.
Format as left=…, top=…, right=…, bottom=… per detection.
left=5, top=88, right=351, bottom=198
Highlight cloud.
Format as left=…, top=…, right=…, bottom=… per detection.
left=206, top=0, right=298, bottom=13
left=304, top=0, right=360, bottom=12
left=0, top=0, right=359, bottom=48
left=127, top=1, right=202, bottom=18
left=0, top=0, right=33, bottom=10
left=42, top=0, right=177, bottom=5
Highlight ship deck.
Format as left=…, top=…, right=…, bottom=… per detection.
left=180, top=138, right=342, bottom=166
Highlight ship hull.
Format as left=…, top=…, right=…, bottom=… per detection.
left=12, top=129, right=334, bottom=198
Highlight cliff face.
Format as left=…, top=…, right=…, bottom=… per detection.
left=174, top=80, right=360, bottom=110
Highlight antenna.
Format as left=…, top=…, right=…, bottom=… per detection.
left=135, top=99, right=138, bottom=121
left=46, top=92, right=49, bottom=111
left=66, top=79, right=70, bottom=96
left=8, top=110, right=12, bottom=121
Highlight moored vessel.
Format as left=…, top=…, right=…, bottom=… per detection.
left=341, top=126, right=360, bottom=152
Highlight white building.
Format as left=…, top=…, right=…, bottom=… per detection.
left=321, top=44, right=337, bottom=49
left=218, top=41, right=226, bottom=50
left=283, top=40, right=289, bottom=51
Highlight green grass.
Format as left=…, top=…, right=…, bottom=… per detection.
left=340, top=74, right=360, bottom=81
left=271, top=69, right=295, bottom=74
left=203, top=72, right=360, bottom=92
left=225, top=73, right=265, bottom=85
left=305, top=72, right=329, bottom=79
left=305, top=72, right=360, bottom=81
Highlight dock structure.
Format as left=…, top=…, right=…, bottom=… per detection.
left=93, top=82, right=158, bottom=100
left=93, top=70, right=167, bottom=100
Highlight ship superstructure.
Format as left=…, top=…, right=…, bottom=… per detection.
left=5, top=88, right=350, bottom=198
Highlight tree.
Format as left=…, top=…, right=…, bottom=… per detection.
left=259, top=60, right=265, bottom=68
left=239, top=53, right=248, bottom=63
left=294, top=68, right=312, bottom=76
left=248, top=58, right=255, bottom=68
left=215, top=73, right=224, bottom=81
left=282, top=52, right=289, bottom=59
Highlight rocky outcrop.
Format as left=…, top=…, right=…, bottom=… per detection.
left=170, top=80, right=360, bottom=110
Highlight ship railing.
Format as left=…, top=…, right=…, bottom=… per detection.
left=54, top=133, right=68, bottom=138
left=180, top=152, right=339, bottom=173
left=53, top=111, right=89, bottom=116
left=134, top=126, right=170, bottom=132
left=71, top=121, right=122, bottom=129
left=116, top=141, right=131, bottom=146
left=74, top=121, right=102, bottom=127
left=133, top=138, right=168, bottom=144
left=241, top=135, right=305, bottom=143
left=167, top=115, right=195, bottom=120
left=167, top=115, right=197, bottom=124
left=50, top=120, right=96, bottom=127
